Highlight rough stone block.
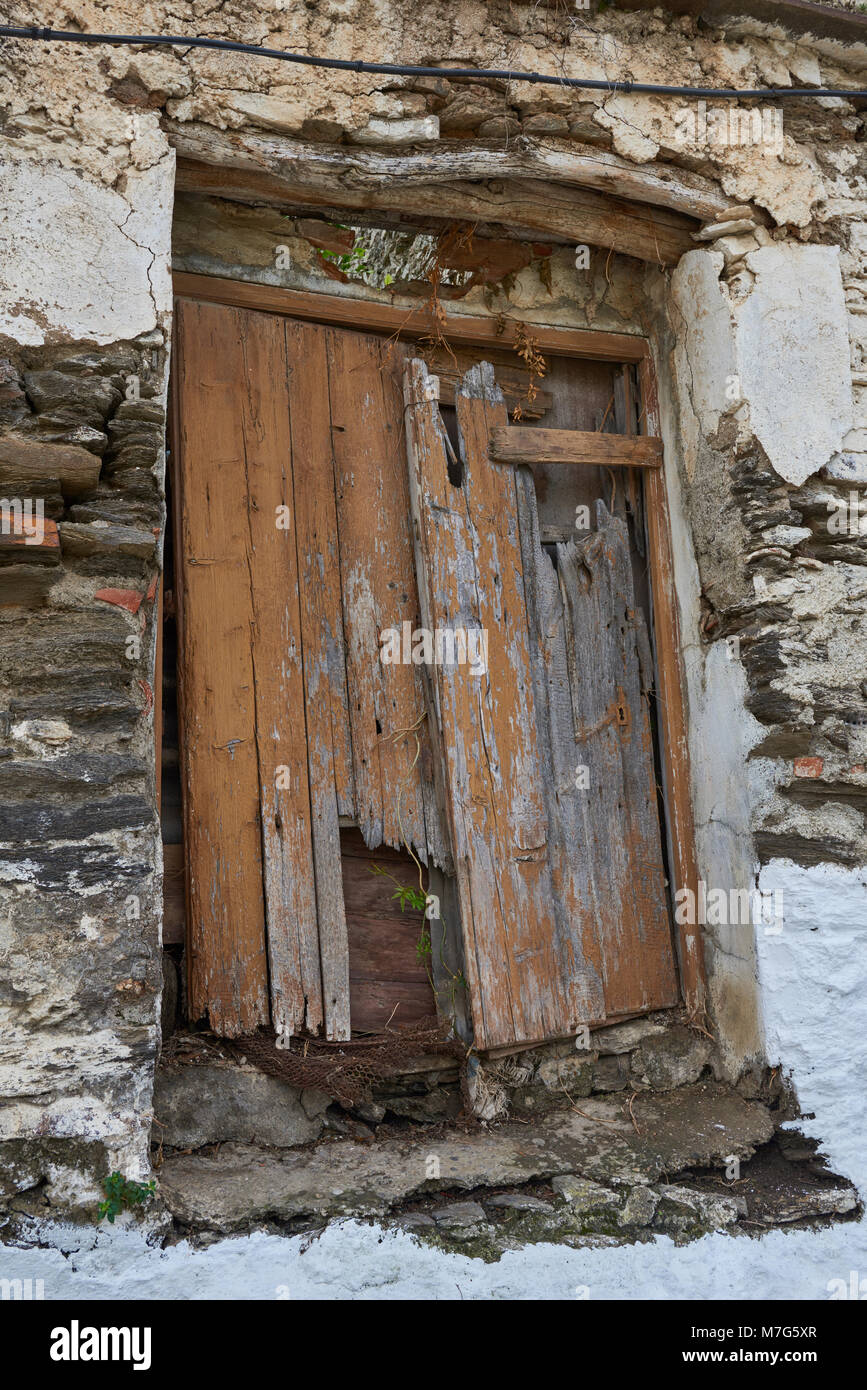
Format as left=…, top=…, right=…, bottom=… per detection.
left=630, top=1026, right=713, bottom=1091
left=153, top=1063, right=325, bottom=1149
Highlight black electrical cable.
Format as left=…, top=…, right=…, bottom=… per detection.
left=0, top=24, right=865, bottom=99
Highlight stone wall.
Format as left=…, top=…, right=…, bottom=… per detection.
left=0, top=335, right=168, bottom=1217
left=1, top=0, right=865, bottom=1217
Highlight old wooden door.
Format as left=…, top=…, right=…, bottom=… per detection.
left=172, top=293, right=679, bottom=1048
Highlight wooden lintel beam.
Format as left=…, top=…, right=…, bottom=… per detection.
left=172, top=146, right=698, bottom=266
left=489, top=426, right=663, bottom=468
left=167, top=121, right=731, bottom=222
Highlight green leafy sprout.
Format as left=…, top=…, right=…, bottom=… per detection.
left=98, top=1171, right=156, bottom=1224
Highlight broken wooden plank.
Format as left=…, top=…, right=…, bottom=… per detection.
left=326, top=326, right=432, bottom=860
left=161, top=840, right=185, bottom=946
left=557, top=501, right=679, bottom=1016
left=489, top=426, right=663, bottom=468
left=405, top=356, right=587, bottom=1049
left=174, top=298, right=270, bottom=1036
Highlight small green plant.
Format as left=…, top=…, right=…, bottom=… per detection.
left=415, top=926, right=432, bottom=964
left=368, top=862, right=427, bottom=913
left=319, top=245, right=369, bottom=276
left=98, top=1171, right=156, bottom=1224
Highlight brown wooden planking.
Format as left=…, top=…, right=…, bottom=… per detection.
left=232, top=309, right=331, bottom=1039
left=514, top=467, right=607, bottom=1027
left=174, top=299, right=270, bottom=1035
left=326, top=327, right=430, bottom=858
left=556, top=502, right=679, bottom=1015
left=347, top=980, right=437, bottom=1033
left=405, top=357, right=579, bottom=1049
left=284, top=318, right=351, bottom=1038
left=489, top=427, right=663, bottom=468
left=342, top=831, right=437, bottom=1032
left=639, top=355, right=707, bottom=1024
left=342, top=867, right=431, bottom=982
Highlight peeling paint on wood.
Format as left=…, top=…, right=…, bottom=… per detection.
left=405, top=357, right=582, bottom=1049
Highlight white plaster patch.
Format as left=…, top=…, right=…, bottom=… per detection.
left=736, top=245, right=853, bottom=486
left=0, top=155, right=173, bottom=345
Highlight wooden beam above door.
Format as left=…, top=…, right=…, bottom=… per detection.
left=171, top=130, right=700, bottom=265
left=173, top=272, right=650, bottom=362
left=167, top=121, right=730, bottom=222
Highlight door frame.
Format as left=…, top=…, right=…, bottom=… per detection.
left=169, top=270, right=708, bottom=1028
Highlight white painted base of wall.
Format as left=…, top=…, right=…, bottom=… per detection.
left=757, top=858, right=867, bottom=1197
left=3, top=1212, right=865, bottom=1300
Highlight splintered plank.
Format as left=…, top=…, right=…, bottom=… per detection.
left=326, top=326, right=429, bottom=858
left=231, top=308, right=329, bottom=1040
left=404, top=357, right=569, bottom=1049
left=284, top=318, right=351, bottom=1038
left=174, top=298, right=269, bottom=1035
left=557, top=500, right=679, bottom=1015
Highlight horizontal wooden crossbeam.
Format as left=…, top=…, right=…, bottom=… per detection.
left=488, top=426, right=663, bottom=468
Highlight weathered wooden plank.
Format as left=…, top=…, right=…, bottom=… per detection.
left=169, top=121, right=730, bottom=223
left=639, top=354, right=707, bottom=1023
left=514, top=466, right=606, bottom=1027
left=377, top=339, right=453, bottom=874
left=405, top=356, right=582, bottom=1049
left=174, top=298, right=269, bottom=1036
left=232, top=308, right=329, bottom=1040
left=173, top=157, right=694, bottom=265
left=286, top=319, right=355, bottom=818
left=283, top=317, right=351, bottom=1038
left=557, top=501, right=678, bottom=1015
left=489, top=427, right=662, bottom=468
left=326, top=326, right=430, bottom=860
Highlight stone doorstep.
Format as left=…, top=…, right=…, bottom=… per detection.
left=157, top=1082, right=775, bottom=1235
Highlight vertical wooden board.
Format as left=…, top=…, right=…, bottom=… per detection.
left=454, top=366, right=570, bottom=1045
left=174, top=298, right=269, bottom=1036
left=557, top=501, right=678, bottom=1014
left=285, top=319, right=355, bottom=821
left=284, top=318, right=351, bottom=1037
left=514, top=466, right=606, bottom=1027
left=231, top=308, right=329, bottom=1039
left=326, top=327, right=429, bottom=858
left=377, top=339, right=453, bottom=874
